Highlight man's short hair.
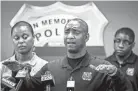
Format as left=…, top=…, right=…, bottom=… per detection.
left=11, top=21, right=34, bottom=36
left=65, top=18, right=88, bottom=34
left=115, top=27, right=135, bottom=43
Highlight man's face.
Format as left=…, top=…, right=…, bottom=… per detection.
left=12, top=25, right=34, bottom=54
left=64, top=21, right=88, bottom=53
left=114, top=33, right=134, bottom=56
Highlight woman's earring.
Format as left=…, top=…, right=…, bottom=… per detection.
left=33, top=46, right=35, bottom=52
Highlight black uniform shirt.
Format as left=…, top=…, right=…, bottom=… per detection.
left=106, top=52, right=138, bottom=91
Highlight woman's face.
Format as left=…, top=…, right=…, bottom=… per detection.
left=11, top=25, right=34, bottom=54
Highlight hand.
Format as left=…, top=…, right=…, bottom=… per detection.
left=95, top=64, right=117, bottom=76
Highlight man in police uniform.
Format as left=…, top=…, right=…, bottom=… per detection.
left=32, top=18, right=133, bottom=91
left=105, top=27, right=138, bottom=91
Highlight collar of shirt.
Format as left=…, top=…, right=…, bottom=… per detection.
left=62, top=52, right=91, bottom=70
left=112, top=51, right=137, bottom=64
left=8, top=52, right=37, bottom=67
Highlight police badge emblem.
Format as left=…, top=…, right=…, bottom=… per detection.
left=10, top=2, right=108, bottom=47
left=82, top=72, right=92, bottom=81
left=126, top=68, right=134, bottom=76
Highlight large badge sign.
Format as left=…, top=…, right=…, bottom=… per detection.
left=10, top=2, right=108, bottom=47
left=31, top=14, right=76, bottom=47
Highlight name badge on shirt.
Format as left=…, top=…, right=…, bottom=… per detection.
left=126, top=68, right=134, bottom=76
left=82, top=72, right=92, bottom=81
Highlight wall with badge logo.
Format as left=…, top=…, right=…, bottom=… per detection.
left=1, top=1, right=138, bottom=61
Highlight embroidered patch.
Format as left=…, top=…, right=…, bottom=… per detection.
left=126, top=68, right=134, bottom=76
left=82, top=72, right=92, bottom=81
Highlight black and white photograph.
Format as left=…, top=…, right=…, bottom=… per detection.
left=1, top=1, right=138, bottom=91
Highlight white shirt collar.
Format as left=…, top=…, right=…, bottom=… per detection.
left=8, top=52, right=37, bottom=66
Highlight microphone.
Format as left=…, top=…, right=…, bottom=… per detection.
left=15, top=66, right=31, bottom=91
left=1, top=77, right=17, bottom=90
left=41, top=71, right=55, bottom=91
left=67, top=76, right=75, bottom=91
left=2, top=61, right=31, bottom=91
left=1, top=61, right=27, bottom=91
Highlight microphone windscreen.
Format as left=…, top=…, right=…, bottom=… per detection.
left=67, top=81, right=75, bottom=88
left=8, top=77, right=16, bottom=83
left=2, top=77, right=16, bottom=88
left=15, top=69, right=28, bottom=79
left=41, top=71, right=55, bottom=87
left=66, top=76, right=75, bottom=91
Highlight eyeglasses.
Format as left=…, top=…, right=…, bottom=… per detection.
left=114, top=39, right=133, bottom=46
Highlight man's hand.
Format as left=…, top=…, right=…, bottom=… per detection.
left=95, top=64, right=117, bottom=76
